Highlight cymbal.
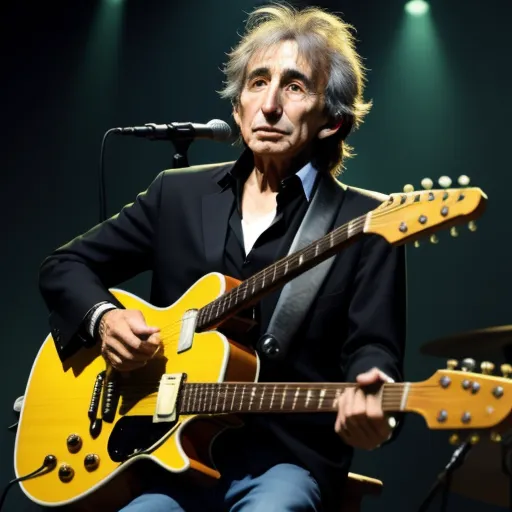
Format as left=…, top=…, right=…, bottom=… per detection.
left=421, top=325, right=512, bottom=360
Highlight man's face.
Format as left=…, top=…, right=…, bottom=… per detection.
left=233, top=40, right=331, bottom=163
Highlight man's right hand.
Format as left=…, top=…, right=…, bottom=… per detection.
left=99, top=309, right=161, bottom=372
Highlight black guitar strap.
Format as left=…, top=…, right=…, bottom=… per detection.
left=257, top=172, right=346, bottom=360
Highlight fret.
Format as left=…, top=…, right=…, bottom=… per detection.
left=318, top=389, right=326, bottom=409
left=305, top=389, right=312, bottom=408
left=292, top=387, right=300, bottom=410
left=222, top=384, right=228, bottom=412
left=259, top=386, right=265, bottom=409
left=198, top=385, right=203, bottom=411
left=240, top=385, right=245, bottom=411
left=248, top=386, right=256, bottom=410
left=214, top=384, right=220, bottom=411
left=231, top=384, right=237, bottom=411
left=347, top=219, right=356, bottom=238
left=184, top=387, right=190, bottom=412
left=281, top=385, right=287, bottom=410
left=270, top=385, right=277, bottom=410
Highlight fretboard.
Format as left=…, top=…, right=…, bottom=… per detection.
left=179, top=382, right=405, bottom=415
left=196, top=213, right=368, bottom=330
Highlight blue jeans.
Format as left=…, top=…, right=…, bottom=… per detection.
left=119, top=424, right=322, bottom=511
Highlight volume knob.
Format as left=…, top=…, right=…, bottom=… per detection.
left=58, top=464, right=75, bottom=483
left=84, top=453, right=100, bottom=471
left=66, top=434, right=82, bottom=453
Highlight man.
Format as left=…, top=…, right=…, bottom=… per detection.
left=39, top=4, right=406, bottom=511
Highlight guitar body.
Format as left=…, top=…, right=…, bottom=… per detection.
left=14, top=273, right=259, bottom=510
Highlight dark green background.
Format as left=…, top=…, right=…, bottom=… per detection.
left=1, top=0, right=511, bottom=510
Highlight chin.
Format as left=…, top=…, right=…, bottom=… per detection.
left=249, top=139, right=292, bottom=156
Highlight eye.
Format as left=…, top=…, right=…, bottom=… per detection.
left=287, top=83, right=304, bottom=93
left=250, top=79, right=267, bottom=89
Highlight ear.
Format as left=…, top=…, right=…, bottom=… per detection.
left=233, top=104, right=241, bottom=128
left=317, top=119, right=343, bottom=140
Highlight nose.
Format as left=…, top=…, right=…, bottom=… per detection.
left=261, top=83, right=283, bottom=121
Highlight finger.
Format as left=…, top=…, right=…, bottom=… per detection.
left=107, top=335, right=150, bottom=362
left=356, top=368, right=383, bottom=386
left=346, top=388, right=374, bottom=441
left=103, top=347, right=147, bottom=372
left=127, top=311, right=160, bottom=337
left=115, top=326, right=158, bottom=357
left=335, top=391, right=348, bottom=434
left=339, top=388, right=355, bottom=438
left=366, top=394, right=390, bottom=439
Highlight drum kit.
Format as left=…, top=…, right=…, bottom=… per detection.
left=421, top=325, right=512, bottom=508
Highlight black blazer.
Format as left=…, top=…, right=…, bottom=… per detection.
left=39, top=158, right=407, bottom=507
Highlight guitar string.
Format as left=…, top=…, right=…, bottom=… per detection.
left=156, top=189, right=461, bottom=339
left=201, top=186, right=467, bottom=326
left=30, top=385, right=446, bottom=406
left=150, top=215, right=368, bottom=343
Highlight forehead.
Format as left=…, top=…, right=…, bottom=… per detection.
left=246, top=40, right=313, bottom=77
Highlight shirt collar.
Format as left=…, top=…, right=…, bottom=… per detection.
left=218, top=149, right=318, bottom=202
left=294, top=162, right=317, bottom=202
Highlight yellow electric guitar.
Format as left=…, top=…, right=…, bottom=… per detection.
left=14, top=185, right=501, bottom=511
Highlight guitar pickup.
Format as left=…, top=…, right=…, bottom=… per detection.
left=177, top=309, right=198, bottom=353
left=153, top=373, right=186, bottom=423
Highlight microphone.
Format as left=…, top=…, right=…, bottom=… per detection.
left=112, top=119, right=232, bottom=142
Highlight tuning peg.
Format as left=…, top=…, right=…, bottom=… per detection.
left=438, top=176, right=452, bottom=188
left=461, top=358, right=476, bottom=372
left=414, top=241, right=420, bottom=248
left=458, top=175, right=470, bottom=187
left=421, top=177, right=434, bottom=190
left=430, top=234, right=439, bottom=244
left=501, top=364, right=512, bottom=378
left=403, top=184, right=414, bottom=193
left=490, top=431, right=503, bottom=443
left=450, top=226, right=459, bottom=237
left=449, top=433, right=460, bottom=445
left=470, top=434, right=480, bottom=445
left=468, top=220, right=477, bottom=232
left=447, top=359, right=458, bottom=370
left=481, top=361, right=495, bottom=375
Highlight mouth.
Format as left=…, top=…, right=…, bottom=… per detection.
left=253, top=127, right=288, bottom=135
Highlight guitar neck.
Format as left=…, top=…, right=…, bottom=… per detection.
left=179, top=381, right=408, bottom=415
left=196, top=213, right=368, bottom=330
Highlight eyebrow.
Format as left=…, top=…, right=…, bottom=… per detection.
left=246, top=67, right=314, bottom=90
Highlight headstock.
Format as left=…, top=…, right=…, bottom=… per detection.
left=366, top=175, right=487, bottom=245
left=404, top=359, right=512, bottom=444
left=405, top=175, right=479, bottom=247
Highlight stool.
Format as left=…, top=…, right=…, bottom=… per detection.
left=341, top=472, right=383, bottom=512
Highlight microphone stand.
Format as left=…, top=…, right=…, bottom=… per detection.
left=417, top=441, right=473, bottom=512
left=171, top=139, right=191, bottom=168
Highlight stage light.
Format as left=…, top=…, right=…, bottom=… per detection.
left=405, top=0, right=430, bottom=16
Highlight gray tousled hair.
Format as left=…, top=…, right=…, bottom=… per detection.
left=219, top=3, right=372, bottom=175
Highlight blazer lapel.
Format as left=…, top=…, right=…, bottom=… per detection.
left=201, top=187, right=234, bottom=270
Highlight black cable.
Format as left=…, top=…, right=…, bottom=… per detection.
left=440, top=471, right=452, bottom=511
left=0, top=455, right=57, bottom=511
left=417, top=441, right=472, bottom=512
left=98, top=128, right=118, bottom=224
